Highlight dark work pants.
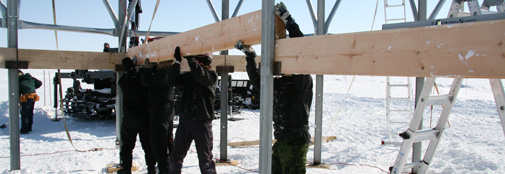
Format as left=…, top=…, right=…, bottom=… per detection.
left=120, top=113, right=156, bottom=173
left=20, top=99, right=34, bottom=133
left=150, top=103, right=174, bottom=174
left=169, top=117, right=216, bottom=174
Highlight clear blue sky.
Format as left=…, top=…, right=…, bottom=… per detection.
left=0, top=0, right=488, bottom=53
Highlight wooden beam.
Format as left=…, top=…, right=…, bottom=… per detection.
left=0, top=48, right=125, bottom=70
left=126, top=10, right=286, bottom=64
left=1, top=19, right=504, bottom=79
left=275, top=19, right=505, bottom=78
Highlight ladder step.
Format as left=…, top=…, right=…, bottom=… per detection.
left=389, top=109, right=410, bottom=112
left=385, top=4, right=405, bottom=8
left=386, top=18, right=407, bottom=22
left=412, top=129, right=440, bottom=143
left=388, top=84, right=410, bottom=87
left=426, top=94, right=453, bottom=106
left=403, top=161, right=424, bottom=170
left=389, top=97, right=411, bottom=100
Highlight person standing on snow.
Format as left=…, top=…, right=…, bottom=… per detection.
left=169, top=46, right=218, bottom=174
left=18, top=70, right=42, bottom=134
left=235, top=2, right=313, bottom=174
left=117, top=57, right=157, bottom=174
left=141, top=57, right=176, bottom=174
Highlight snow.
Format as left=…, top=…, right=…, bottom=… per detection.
left=1, top=70, right=505, bottom=174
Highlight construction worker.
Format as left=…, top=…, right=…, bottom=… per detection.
left=117, top=57, right=156, bottom=174
left=169, top=47, right=218, bottom=174
left=18, top=70, right=42, bottom=134
left=141, top=58, right=176, bottom=174
left=103, top=42, right=110, bottom=52
left=235, top=2, right=313, bottom=174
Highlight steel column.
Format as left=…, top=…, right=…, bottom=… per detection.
left=118, top=0, right=137, bottom=52
left=259, top=0, right=275, bottom=173
left=313, top=0, right=326, bottom=166
left=219, top=0, right=230, bottom=162
left=115, top=71, right=123, bottom=152
left=413, top=1, right=427, bottom=173
left=7, top=0, right=20, bottom=170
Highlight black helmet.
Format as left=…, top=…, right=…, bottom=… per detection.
left=122, top=57, right=135, bottom=71
left=194, top=53, right=212, bottom=66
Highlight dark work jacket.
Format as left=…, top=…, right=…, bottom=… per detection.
left=141, top=66, right=176, bottom=106
left=19, top=73, right=42, bottom=94
left=246, top=54, right=313, bottom=142
left=172, top=58, right=218, bottom=120
left=118, top=70, right=149, bottom=117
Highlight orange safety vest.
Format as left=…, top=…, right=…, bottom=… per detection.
left=19, top=93, right=39, bottom=103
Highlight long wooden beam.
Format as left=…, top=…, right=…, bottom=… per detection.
left=0, top=48, right=125, bottom=70
left=126, top=10, right=286, bottom=64
left=1, top=19, right=505, bottom=78
left=275, top=19, right=505, bottom=78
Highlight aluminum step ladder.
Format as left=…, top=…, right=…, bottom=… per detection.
left=490, top=79, right=505, bottom=137
left=447, top=0, right=482, bottom=18
left=383, top=0, right=411, bottom=145
left=384, top=0, right=407, bottom=24
left=391, top=77, right=463, bottom=174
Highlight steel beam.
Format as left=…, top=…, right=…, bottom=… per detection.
left=429, top=0, right=447, bottom=20
left=206, top=0, right=221, bottom=22
left=305, top=0, right=318, bottom=32
left=259, top=0, right=275, bottom=173
left=231, top=0, right=244, bottom=18
left=325, top=0, right=342, bottom=32
left=102, top=0, right=119, bottom=28
left=409, top=0, right=419, bottom=21
left=119, top=0, right=137, bottom=52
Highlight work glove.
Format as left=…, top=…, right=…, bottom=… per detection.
left=234, top=40, right=256, bottom=58
left=274, top=2, right=295, bottom=28
left=174, top=46, right=182, bottom=62
left=144, top=58, right=158, bottom=69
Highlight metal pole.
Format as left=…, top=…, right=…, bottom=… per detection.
left=205, top=0, right=221, bottom=22
left=259, top=0, right=275, bottom=173
left=305, top=0, right=318, bottom=33
left=313, top=0, right=325, bottom=166
left=219, top=0, right=229, bottom=162
left=325, top=0, right=342, bottom=32
left=413, top=1, right=427, bottom=173
left=409, top=0, right=419, bottom=21
left=428, top=0, right=447, bottom=20
left=116, top=0, right=127, bottom=151
left=115, top=71, right=123, bottom=150
left=101, top=0, right=119, bottom=28
left=1, top=0, right=6, bottom=18
left=231, top=0, right=244, bottom=18
left=118, top=0, right=137, bottom=52
left=7, top=0, right=20, bottom=170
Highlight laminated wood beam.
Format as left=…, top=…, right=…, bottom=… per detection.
left=126, top=10, right=286, bottom=64
left=0, top=48, right=124, bottom=70
left=274, top=19, right=505, bottom=78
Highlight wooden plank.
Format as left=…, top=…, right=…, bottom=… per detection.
left=275, top=19, right=505, bottom=78
left=126, top=10, right=286, bottom=64
left=0, top=48, right=125, bottom=70
left=227, top=136, right=336, bottom=148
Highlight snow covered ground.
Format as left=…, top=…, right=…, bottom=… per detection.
left=0, top=70, right=504, bottom=174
